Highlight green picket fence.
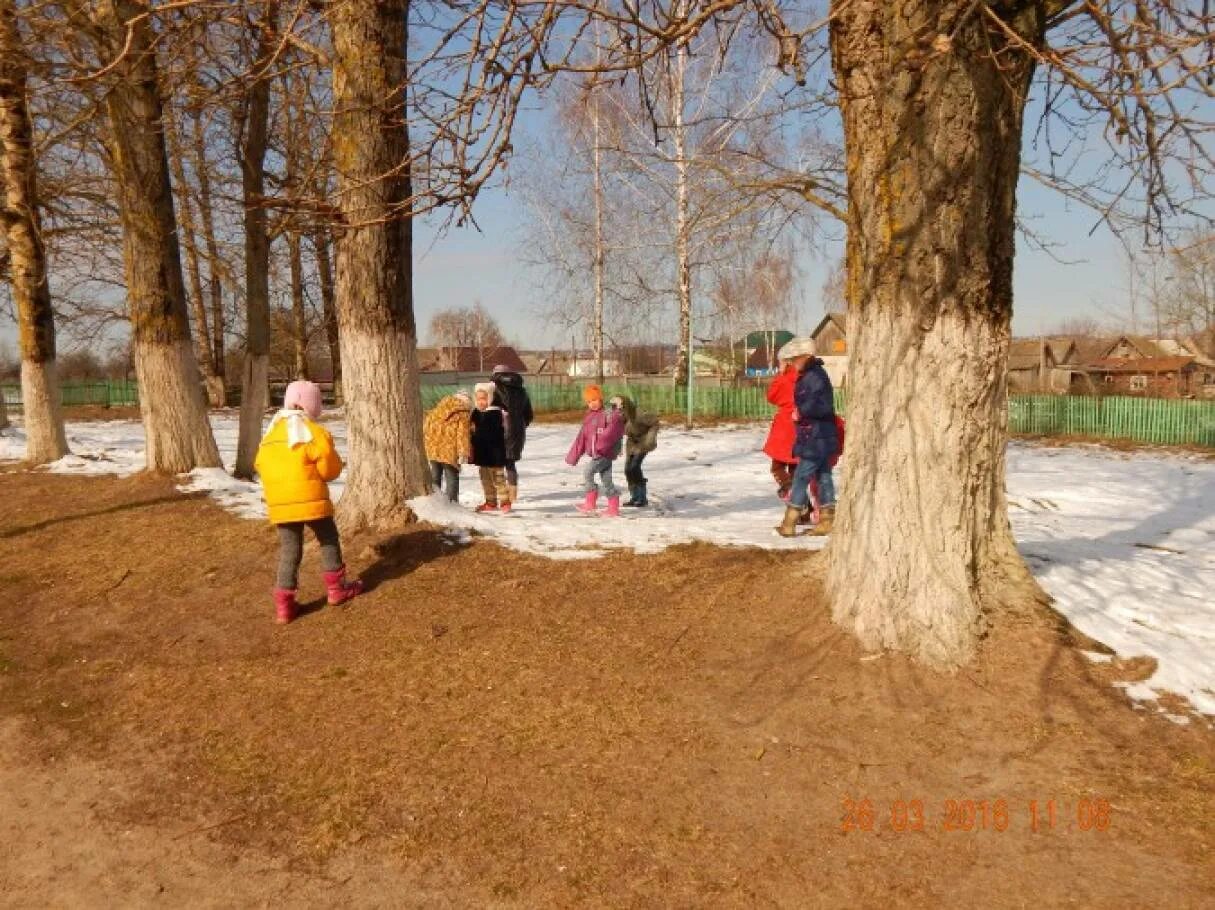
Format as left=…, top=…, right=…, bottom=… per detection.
left=4, top=379, right=1212, bottom=447
left=1, top=379, right=139, bottom=408
left=1007, top=395, right=1215, bottom=446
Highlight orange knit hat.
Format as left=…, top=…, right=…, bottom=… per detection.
left=582, top=384, right=603, bottom=404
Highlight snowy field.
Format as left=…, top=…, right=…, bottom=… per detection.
left=2, top=412, right=1213, bottom=719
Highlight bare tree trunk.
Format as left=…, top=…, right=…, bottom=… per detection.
left=288, top=230, right=309, bottom=379
left=164, top=104, right=220, bottom=395
left=329, top=0, right=430, bottom=530
left=671, top=16, right=692, bottom=393
left=0, top=0, right=67, bottom=461
left=188, top=107, right=227, bottom=406
left=590, top=42, right=605, bottom=385
left=233, top=6, right=276, bottom=479
left=89, top=0, right=219, bottom=473
left=824, top=1, right=1044, bottom=667
left=312, top=228, right=341, bottom=401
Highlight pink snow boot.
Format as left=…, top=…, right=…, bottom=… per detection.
left=575, top=490, right=599, bottom=514
left=323, top=566, right=364, bottom=606
left=273, top=588, right=298, bottom=625
left=602, top=495, right=621, bottom=518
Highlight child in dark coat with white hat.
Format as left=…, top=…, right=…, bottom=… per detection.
left=470, top=382, right=512, bottom=513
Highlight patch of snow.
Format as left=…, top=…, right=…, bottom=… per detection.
left=1007, top=441, right=1215, bottom=717
left=4, top=414, right=1213, bottom=718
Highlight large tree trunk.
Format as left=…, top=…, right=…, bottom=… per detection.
left=824, top=2, right=1045, bottom=667
left=329, top=0, right=430, bottom=530
left=90, top=0, right=219, bottom=473
left=233, top=6, right=276, bottom=479
left=312, top=228, right=341, bottom=401
left=0, top=0, right=68, bottom=462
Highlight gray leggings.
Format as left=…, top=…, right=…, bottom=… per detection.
left=276, top=517, right=343, bottom=589
left=582, top=456, right=618, bottom=498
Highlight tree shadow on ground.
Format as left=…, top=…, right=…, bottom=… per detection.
left=0, top=493, right=207, bottom=540
left=356, top=526, right=467, bottom=594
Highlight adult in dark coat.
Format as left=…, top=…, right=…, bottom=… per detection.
left=777, top=338, right=839, bottom=537
left=491, top=365, right=534, bottom=501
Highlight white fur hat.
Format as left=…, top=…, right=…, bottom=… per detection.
left=777, top=336, right=816, bottom=361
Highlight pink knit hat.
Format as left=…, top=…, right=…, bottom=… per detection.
left=284, top=380, right=323, bottom=419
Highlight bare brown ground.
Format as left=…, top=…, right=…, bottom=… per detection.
left=0, top=472, right=1212, bottom=908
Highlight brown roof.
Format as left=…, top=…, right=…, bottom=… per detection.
left=1086, top=356, right=1196, bottom=374
left=1008, top=339, right=1048, bottom=371
left=809, top=312, right=847, bottom=340
left=454, top=345, right=524, bottom=371
left=1067, top=336, right=1120, bottom=365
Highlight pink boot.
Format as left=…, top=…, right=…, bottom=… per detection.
left=273, top=588, right=298, bottom=625
left=602, top=495, right=621, bottom=518
left=575, top=490, right=599, bottom=514
left=323, top=566, right=364, bottom=605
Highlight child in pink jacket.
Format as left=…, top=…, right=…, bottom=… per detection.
left=565, top=385, right=627, bottom=517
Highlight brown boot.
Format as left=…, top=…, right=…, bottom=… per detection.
left=776, top=505, right=802, bottom=538
left=810, top=507, right=834, bottom=536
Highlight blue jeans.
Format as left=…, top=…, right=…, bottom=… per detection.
left=582, top=457, right=618, bottom=498
left=817, top=469, right=836, bottom=508
left=789, top=456, right=826, bottom=510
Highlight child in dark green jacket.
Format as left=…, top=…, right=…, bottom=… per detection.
left=619, top=396, right=659, bottom=507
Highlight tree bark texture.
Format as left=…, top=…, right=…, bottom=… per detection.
left=233, top=7, right=276, bottom=480
left=0, top=0, right=68, bottom=462
left=329, top=0, right=430, bottom=530
left=824, top=1, right=1046, bottom=667
left=89, top=0, right=220, bottom=473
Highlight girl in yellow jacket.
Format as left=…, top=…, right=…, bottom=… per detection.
left=254, top=380, right=362, bottom=623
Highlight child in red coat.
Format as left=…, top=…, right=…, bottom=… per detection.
left=762, top=361, right=799, bottom=499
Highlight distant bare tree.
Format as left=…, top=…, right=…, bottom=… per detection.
left=429, top=303, right=504, bottom=371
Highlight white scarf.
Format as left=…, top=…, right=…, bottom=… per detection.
left=265, top=409, right=314, bottom=448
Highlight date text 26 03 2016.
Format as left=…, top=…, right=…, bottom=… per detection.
left=839, top=798, right=1113, bottom=834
